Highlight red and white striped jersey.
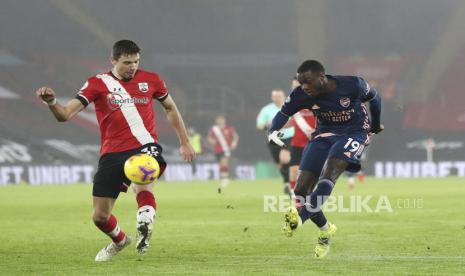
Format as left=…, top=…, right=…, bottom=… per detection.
left=291, top=109, right=316, bottom=148
left=208, top=125, right=237, bottom=154
left=75, top=69, right=168, bottom=155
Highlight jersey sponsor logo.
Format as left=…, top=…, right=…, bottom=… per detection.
left=106, top=93, right=150, bottom=110
left=138, top=82, right=149, bottom=93
left=107, top=93, right=122, bottom=110
left=97, top=73, right=155, bottom=146
left=340, top=97, right=351, bottom=108
left=320, top=108, right=355, bottom=122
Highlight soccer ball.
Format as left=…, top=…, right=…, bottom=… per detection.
left=124, top=153, right=160, bottom=185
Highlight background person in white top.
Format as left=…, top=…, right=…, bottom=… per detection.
left=256, top=89, right=294, bottom=195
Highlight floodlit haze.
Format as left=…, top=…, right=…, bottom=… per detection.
left=1, top=0, right=464, bottom=169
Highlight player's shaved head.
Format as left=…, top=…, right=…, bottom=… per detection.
left=112, top=40, right=141, bottom=60
left=296, top=60, right=329, bottom=96
left=297, top=60, right=325, bottom=74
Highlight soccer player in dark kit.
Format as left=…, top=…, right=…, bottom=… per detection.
left=268, top=60, right=383, bottom=259
left=36, top=40, right=195, bottom=261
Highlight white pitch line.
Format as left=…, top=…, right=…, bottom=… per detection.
left=194, top=255, right=465, bottom=261
left=340, top=256, right=465, bottom=260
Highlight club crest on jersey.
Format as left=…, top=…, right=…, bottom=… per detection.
left=138, top=82, right=149, bottom=93
left=340, top=97, right=351, bottom=108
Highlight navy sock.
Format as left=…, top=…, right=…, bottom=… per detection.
left=298, top=178, right=335, bottom=227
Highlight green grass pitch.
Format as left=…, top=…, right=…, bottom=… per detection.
left=1, top=177, right=464, bottom=275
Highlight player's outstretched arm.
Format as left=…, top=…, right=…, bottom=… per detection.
left=35, top=87, right=84, bottom=122
left=257, top=123, right=267, bottom=131
left=267, top=111, right=290, bottom=147
left=160, top=95, right=195, bottom=162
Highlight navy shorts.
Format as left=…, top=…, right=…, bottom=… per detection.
left=93, top=143, right=167, bottom=199
left=300, top=133, right=369, bottom=175
left=290, top=145, right=305, bottom=166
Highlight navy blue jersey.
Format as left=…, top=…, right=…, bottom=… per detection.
left=281, top=75, right=377, bottom=135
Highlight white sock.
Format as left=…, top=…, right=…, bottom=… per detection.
left=137, top=205, right=156, bottom=224
left=219, top=178, right=230, bottom=189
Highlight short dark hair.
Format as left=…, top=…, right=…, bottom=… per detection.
left=297, top=60, right=325, bottom=74
left=112, top=40, right=140, bottom=60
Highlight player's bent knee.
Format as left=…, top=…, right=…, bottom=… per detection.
left=92, top=212, right=110, bottom=226
left=294, top=177, right=309, bottom=198
left=320, top=158, right=350, bottom=183
left=220, top=157, right=229, bottom=166
left=279, top=149, right=291, bottom=164
left=294, top=184, right=306, bottom=198
left=295, top=171, right=318, bottom=198
left=316, top=178, right=335, bottom=190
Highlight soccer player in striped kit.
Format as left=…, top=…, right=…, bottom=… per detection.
left=36, top=40, right=195, bottom=261
left=208, top=115, right=239, bottom=193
